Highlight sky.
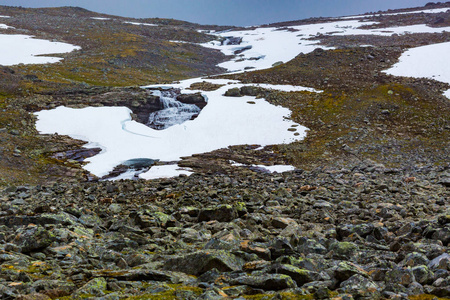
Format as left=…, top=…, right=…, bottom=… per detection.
left=0, top=0, right=441, bottom=26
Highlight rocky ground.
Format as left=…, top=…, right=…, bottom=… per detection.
left=0, top=161, right=449, bottom=299
left=0, top=3, right=449, bottom=300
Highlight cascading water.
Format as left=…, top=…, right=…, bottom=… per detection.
left=147, top=90, right=201, bottom=130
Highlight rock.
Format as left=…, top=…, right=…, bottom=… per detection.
left=176, top=93, right=207, bottom=109
left=163, top=250, right=244, bottom=275
left=268, top=264, right=317, bottom=286
left=198, top=204, right=238, bottom=222
left=334, top=261, right=369, bottom=282
left=400, top=252, right=429, bottom=267
left=221, top=36, right=242, bottom=45
left=339, top=274, right=380, bottom=299
left=14, top=226, right=56, bottom=253
left=328, top=241, right=358, bottom=260
left=432, top=228, right=450, bottom=245
left=272, top=217, right=298, bottom=229
left=411, top=265, right=433, bottom=285
left=31, top=280, right=76, bottom=297
left=230, top=274, right=297, bottom=290
left=73, top=277, right=107, bottom=297
left=17, top=293, right=51, bottom=300
left=297, top=238, right=327, bottom=255
left=385, top=267, right=415, bottom=286
left=240, top=86, right=262, bottom=96
left=428, top=253, right=450, bottom=270
left=224, top=88, right=241, bottom=97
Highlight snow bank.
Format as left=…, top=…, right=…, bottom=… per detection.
left=0, top=34, right=80, bottom=65
left=384, top=42, right=450, bottom=98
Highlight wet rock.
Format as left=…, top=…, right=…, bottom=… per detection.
left=176, top=93, right=207, bottom=109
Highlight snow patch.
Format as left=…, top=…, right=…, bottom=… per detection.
left=140, top=165, right=193, bottom=180
left=35, top=82, right=307, bottom=177
left=91, top=17, right=111, bottom=20
left=0, top=34, right=81, bottom=66
left=384, top=42, right=450, bottom=98
left=124, top=21, right=157, bottom=26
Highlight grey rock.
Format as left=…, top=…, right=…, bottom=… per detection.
left=163, top=250, right=245, bottom=275
left=14, top=226, right=56, bottom=253
left=230, top=274, right=297, bottom=290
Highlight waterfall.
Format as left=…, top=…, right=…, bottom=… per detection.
left=147, top=90, right=201, bottom=130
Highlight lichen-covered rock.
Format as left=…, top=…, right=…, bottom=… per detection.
left=14, top=226, right=56, bottom=253
left=73, top=277, right=107, bottom=298
left=163, top=250, right=245, bottom=275
left=230, top=274, right=297, bottom=290
left=198, top=204, right=238, bottom=222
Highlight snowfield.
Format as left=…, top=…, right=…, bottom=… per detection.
left=35, top=80, right=310, bottom=178
left=0, top=34, right=80, bottom=65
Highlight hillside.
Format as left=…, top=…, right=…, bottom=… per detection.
left=0, top=3, right=449, bottom=300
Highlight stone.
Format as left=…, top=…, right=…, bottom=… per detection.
left=428, top=253, right=450, bottom=270
left=411, top=265, right=433, bottom=285
left=163, top=250, right=245, bottom=275
left=268, top=263, right=317, bottom=286
left=73, top=277, right=107, bottom=297
left=334, top=261, right=369, bottom=282
left=198, top=204, right=238, bottom=222
left=297, top=238, right=327, bottom=255
left=339, top=274, right=381, bottom=299
left=224, top=88, right=242, bottom=97
left=328, top=241, right=358, bottom=260
left=230, top=274, right=297, bottom=290
left=176, top=93, right=207, bottom=109
left=14, top=226, right=56, bottom=253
